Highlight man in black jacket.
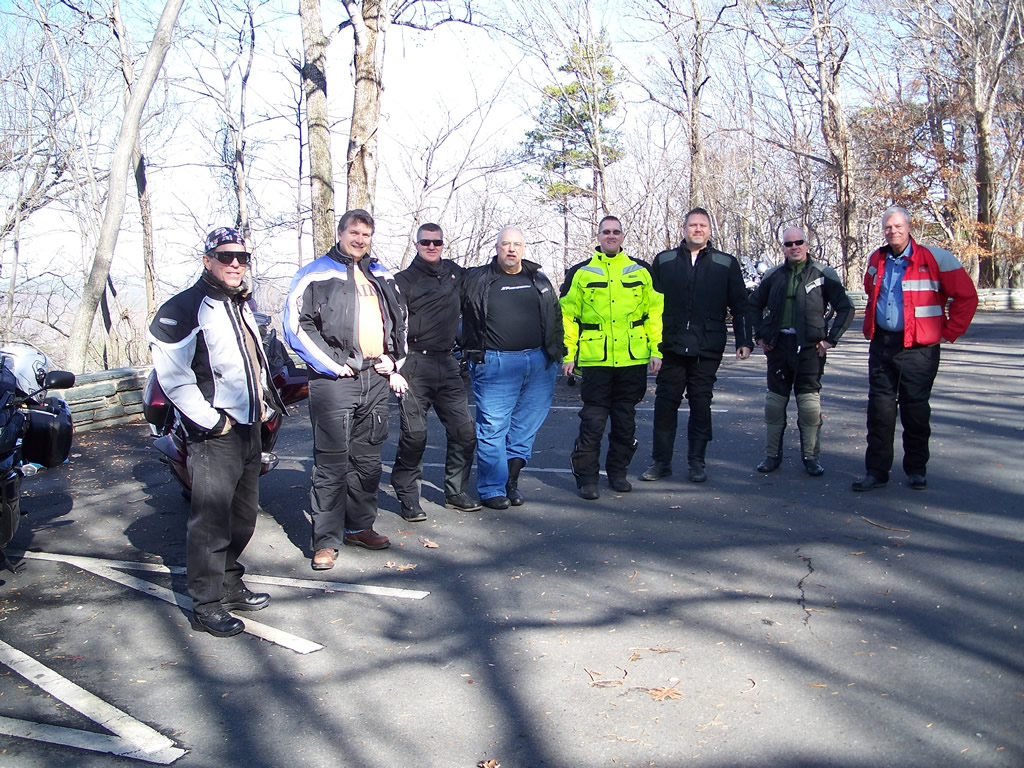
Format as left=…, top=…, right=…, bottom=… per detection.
left=460, top=227, right=564, bottom=509
left=390, top=223, right=479, bottom=520
left=642, top=208, right=754, bottom=483
left=149, top=227, right=286, bottom=637
left=750, top=227, right=854, bottom=476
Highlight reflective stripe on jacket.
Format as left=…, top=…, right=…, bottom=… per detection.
left=559, top=250, right=664, bottom=367
left=862, top=239, right=978, bottom=345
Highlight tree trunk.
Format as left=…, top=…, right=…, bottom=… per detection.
left=976, top=108, right=997, bottom=287
left=688, top=1, right=706, bottom=208
left=134, top=148, right=157, bottom=326
left=345, top=0, right=388, bottom=212
left=66, top=0, right=184, bottom=373
left=300, top=0, right=336, bottom=256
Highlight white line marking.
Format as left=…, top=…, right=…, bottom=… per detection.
left=0, top=641, right=186, bottom=764
left=17, top=553, right=323, bottom=655
left=16, top=551, right=430, bottom=600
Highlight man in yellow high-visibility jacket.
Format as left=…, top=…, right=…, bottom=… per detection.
left=560, top=216, right=664, bottom=500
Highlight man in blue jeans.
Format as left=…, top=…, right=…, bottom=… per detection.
left=460, top=227, right=564, bottom=509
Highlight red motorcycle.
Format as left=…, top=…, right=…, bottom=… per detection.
left=143, top=324, right=308, bottom=497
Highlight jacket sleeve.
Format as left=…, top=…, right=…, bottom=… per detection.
left=644, top=275, right=664, bottom=355
left=822, top=267, right=855, bottom=345
left=283, top=267, right=348, bottom=377
left=727, top=260, right=754, bottom=349
left=933, top=248, right=979, bottom=341
left=148, top=300, right=223, bottom=432
left=559, top=272, right=583, bottom=363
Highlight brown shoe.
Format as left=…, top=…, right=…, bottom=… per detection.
left=343, top=529, right=391, bottom=550
left=311, top=548, right=337, bottom=570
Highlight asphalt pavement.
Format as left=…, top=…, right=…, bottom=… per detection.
left=1, top=311, right=1021, bottom=768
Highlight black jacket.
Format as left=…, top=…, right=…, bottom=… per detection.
left=283, top=245, right=407, bottom=376
left=460, top=258, right=565, bottom=364
left=651, top=242, right=754, bottom=359
left=394, top=256, right=464, bottom=352
left=751, top=258, right=854, bottom=348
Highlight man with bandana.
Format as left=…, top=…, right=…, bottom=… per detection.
left=149, top=227, right=285, bottom=638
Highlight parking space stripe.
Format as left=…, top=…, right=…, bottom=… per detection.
left=16, top=551, right=430, bottom=600
left=0, top=641, right=186, bottom=764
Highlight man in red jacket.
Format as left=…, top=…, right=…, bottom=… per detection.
left=853, top=206, right=978, bottom=492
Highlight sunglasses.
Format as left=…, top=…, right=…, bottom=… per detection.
left=418, top=239, right=444, bottom=247
left=783, top=239, right=805, bottom=247
left=211, top=251, right=252, bottom=265
left=600, top=229, right=623, bottom=235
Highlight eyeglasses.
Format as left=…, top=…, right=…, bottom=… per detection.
left=417, top=239, right=444, bottom=247
left=212, top=251, right=251, bottom=265
left=600, top=229, right=623, bottom=235
left=783, top=239, right=805, bottom=247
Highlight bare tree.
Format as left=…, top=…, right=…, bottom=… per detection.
left=298, top=0, right=336, bottom=256
left=66, top=0, right=185, bottom=373
left=899, top=0, right=1024, bottom=286
left=741, top=0, right=859, bottom=284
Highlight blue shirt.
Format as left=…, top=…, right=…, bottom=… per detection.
left=875, top=244, right=910, bottom=331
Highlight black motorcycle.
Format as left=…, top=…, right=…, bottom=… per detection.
left=0, top=344, right=76, bottom=572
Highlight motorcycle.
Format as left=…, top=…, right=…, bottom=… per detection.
left=0, top=344, right=76, bottom=572
left=143, top=318, right=308, bottom=498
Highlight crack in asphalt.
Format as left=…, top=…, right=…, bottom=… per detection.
left=796, top=550, right=814, bottom=628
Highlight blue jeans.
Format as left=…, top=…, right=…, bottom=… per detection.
left=470, top=348, right=557, bottom=500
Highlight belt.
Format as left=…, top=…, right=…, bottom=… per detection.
left=410, top=348, right=453, bottom=356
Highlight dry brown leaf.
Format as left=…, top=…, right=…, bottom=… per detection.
left=809, top=683, right=828, bottom=688
left=628, top=651, right=641, bottom=662
left=383, top=562, right=417, bottom=571
left=420, top=537, right=439, bottom=548
left=647, top=686, right=682, bottom=701
left=477, top=760, right=500, bottom=768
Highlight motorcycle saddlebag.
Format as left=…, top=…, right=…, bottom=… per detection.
left=22, top=399, right=74, bottom=468
left=143, top=370, right=175, bottom=431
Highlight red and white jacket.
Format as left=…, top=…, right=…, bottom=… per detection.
left=863, top=238, right=978, bottom=346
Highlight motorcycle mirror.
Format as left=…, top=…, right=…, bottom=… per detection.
left=44, top=370, right=76, bottom=390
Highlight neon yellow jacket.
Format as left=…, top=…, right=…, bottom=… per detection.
left=559, top=250, right=664, bottom=367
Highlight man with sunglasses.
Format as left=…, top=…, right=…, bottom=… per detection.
left=390, top=223, right=480, bottom=520
left=149, top=227, right=285, bottom=637
left=750, top=227, right=853, bottom=476
left=283, top=210, right=408, bottom=571
left=560, top=216, right=663, bottom=500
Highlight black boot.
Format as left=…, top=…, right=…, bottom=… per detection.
left=688, top=439, right=708, bottom=483
left=506, top=457, right=526, bottom=506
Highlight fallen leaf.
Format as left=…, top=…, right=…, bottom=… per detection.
left=421, top=537, right=439, bottom=548
left=809, top=683, right=828, bottom=688
left=477, top=760, right=500, bottom=768
left=647, top=686, right=682, bottom=701
left=383, top=562, right=417, bottom=571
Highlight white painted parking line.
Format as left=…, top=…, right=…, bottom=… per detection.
left=0, top=640, right=186, bottom=764
left=17, top=553, right=322, bottom=654
left=16, top=551, right=430, bottom=600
